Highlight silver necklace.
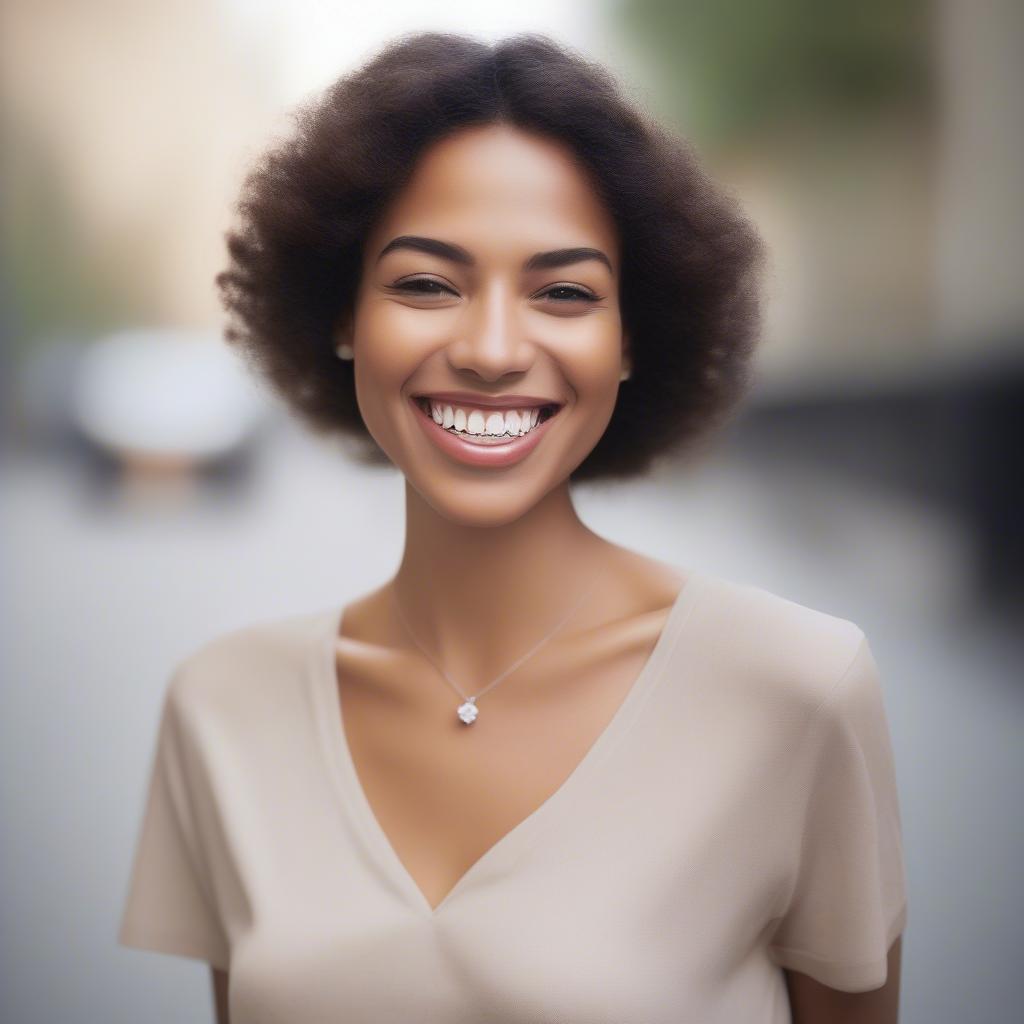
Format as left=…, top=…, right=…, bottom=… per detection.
left=390, top=567, right=605, bottom=725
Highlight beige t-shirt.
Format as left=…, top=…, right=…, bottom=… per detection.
left=118, top=569, right=908, bottom=1022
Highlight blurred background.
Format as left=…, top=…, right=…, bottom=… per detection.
left=1, top=1, right=1021, bottom=1021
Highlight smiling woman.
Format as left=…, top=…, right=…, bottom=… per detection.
left=118, top=30, right=906, bottom=1024
left=213, top=30, right=764, bottom=484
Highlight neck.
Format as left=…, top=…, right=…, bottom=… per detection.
left=393, top=479, right=611, bottom=685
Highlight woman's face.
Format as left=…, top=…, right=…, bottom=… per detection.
left=340, top=123, right=629, bottom=527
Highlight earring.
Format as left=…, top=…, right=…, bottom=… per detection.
left=335, top=341, right=354, bottom=361
left=619, top=364, right=631, bottom=381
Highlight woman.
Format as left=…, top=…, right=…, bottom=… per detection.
left=119, top=31, right=907, bottom=1023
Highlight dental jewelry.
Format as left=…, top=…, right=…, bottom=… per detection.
left=390, top=567, right=605, bottom=726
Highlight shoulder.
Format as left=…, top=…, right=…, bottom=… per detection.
left=692, top=570, right=869, bottom=715
left=164, top=605, right=338, bottom=724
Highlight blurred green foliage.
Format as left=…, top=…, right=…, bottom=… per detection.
left=611, top=0, right=933, bottom=146
left=1, top=115, right=137, bottom=357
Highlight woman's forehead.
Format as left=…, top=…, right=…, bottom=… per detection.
left=366, top=125, right=619, bottom=265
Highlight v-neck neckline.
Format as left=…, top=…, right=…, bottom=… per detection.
left=311, top=568, right=705, bottom=919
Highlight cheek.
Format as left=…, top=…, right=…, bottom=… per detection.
left=351, top=305, right=435, bottom=410
left=361, top=300, right=447, bottom=365
left=556, top=324, right=625, bottom=399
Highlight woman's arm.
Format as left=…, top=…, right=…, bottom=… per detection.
left=211, top=967, right=230, bottom=1024
left=785, top=935, right=902, bottom=1024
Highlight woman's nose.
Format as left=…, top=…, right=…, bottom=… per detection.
left=445, top=286, right=534, bottom=382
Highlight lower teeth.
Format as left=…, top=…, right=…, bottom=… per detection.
left=448, top=426, right=523, bottom=438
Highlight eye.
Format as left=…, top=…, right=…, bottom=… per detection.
left=390, top=276, right=458, bottom=297
left=388, top=278, right=600, bottom=303
left=537, top=284, right=599, bottom=303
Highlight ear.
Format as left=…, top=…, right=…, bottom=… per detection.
left=621, top=330, right=632, bottom=372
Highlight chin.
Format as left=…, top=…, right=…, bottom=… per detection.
left=419, top=483, right=547, bottom=529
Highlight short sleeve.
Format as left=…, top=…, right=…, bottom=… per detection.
left=118, top=671, right=231, bottom=969
left=767, top=634, right=908, bottom=992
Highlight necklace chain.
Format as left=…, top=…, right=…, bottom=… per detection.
left=390, top=566, right=606, bottom=725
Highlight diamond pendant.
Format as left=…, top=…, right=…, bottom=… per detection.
left=457, top=698, right=479, bottom=725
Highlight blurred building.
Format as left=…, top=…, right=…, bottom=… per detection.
left=609, top=0, right=1023, bottom=602
left=0, top=0, right=281, bottom=342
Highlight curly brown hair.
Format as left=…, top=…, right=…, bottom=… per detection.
left=215, top=31, right=765, bottom=482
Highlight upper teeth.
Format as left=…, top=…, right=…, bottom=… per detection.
left=426, top=400, right=546, bottom=436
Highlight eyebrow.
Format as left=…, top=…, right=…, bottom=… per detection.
left=375, top=235, right=614, bottom=275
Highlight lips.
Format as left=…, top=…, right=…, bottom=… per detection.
left=409, top=394, right=562, bottom=469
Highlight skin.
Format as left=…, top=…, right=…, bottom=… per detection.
left=784, top=936, right=903, bottom=1023
left=209, top=123, right=901, bottom=1023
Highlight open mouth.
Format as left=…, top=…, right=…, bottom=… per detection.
left=411, top=396, right=562, bottom=445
